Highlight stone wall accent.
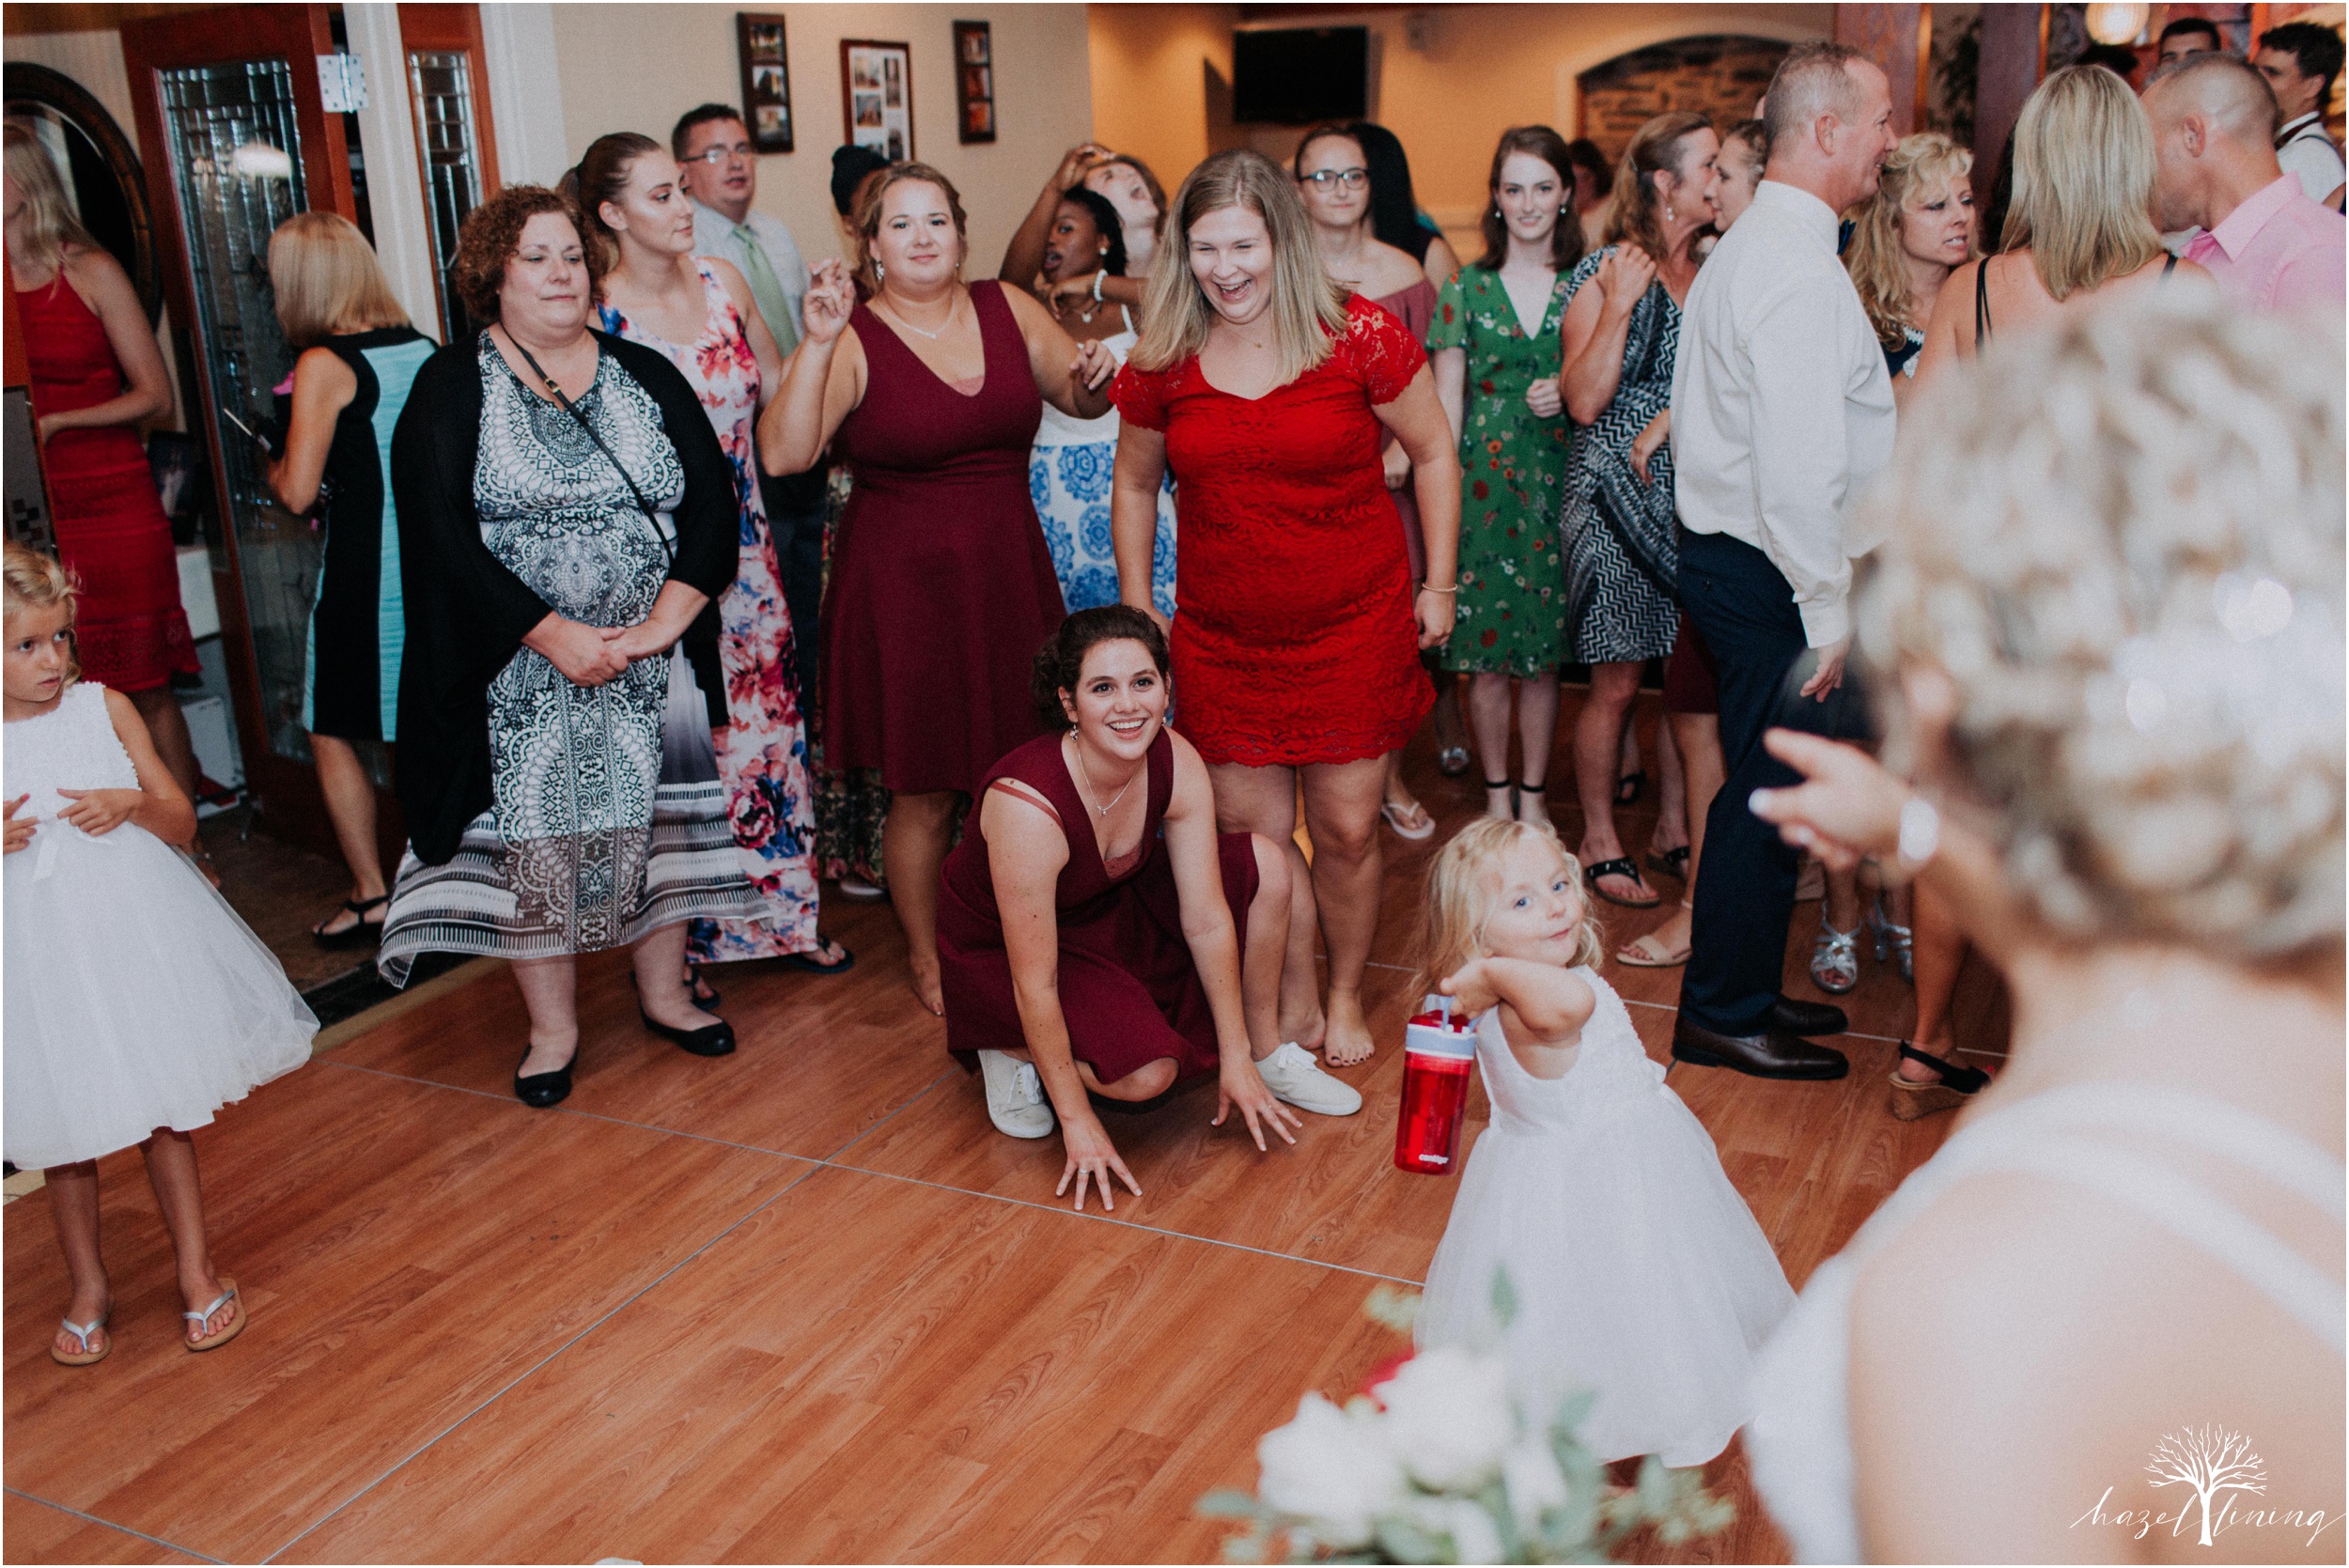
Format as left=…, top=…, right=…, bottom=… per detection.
left=1577, top=35, right=1793, bottom=163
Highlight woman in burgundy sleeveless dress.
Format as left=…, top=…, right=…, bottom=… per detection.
left=759, top=165, right=1119, bottom=1017
left=936, top=610, right=1360, bottom=1210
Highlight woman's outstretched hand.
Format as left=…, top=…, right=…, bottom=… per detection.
left=1747, top=729, right=1910, bottom=873
left=1057, top=1110, right=1143, bottom=1213
left=801, top=259, right=856, bottom=347
left=1214, top=1058, right=1301, bottom=1152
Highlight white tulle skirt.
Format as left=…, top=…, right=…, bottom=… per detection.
left=1417, top=1092, right=1797, bottom=1468
left=4, top=821, right=317, bottom=1170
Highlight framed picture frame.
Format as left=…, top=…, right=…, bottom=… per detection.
left=736, top=13, right=793, bottom=153
left=840, top=39, right=913, bottom=162
left=954, top=21, right=995, bottom=144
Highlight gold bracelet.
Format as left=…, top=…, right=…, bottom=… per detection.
left=1419, top=582, right=1458, bottom=595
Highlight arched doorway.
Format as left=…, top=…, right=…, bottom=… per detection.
left=1576, top=35, right=1794, bottom=162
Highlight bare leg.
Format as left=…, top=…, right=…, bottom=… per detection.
left=510, top=954, right=580, bottom=1078
left=309, top=734, right=387, bottom=937
left=1652, top=714, right=1688, bottom=854
left=140, top=1130, right=234, bottom=1344
left=1516, top=670, right=1561, bottom=824
left=1378, top=749, right=1429, bottom=831
left=632, top=922, right=721, bottom=1031
left=1241, top=832, right=1292, bottom=1061
left=128, top=686, right=199, bottom=800
left=1465, top=672, right=1517, bottom=817
left=1209, top=761, right=1322, bottom=1050
left=1299, top=754, right=1389, bottom=1066
left=1430, top=674, right=1467, bottom=758
left=1004, top=1048, right=1181, bottom=1101
left=1573, top=662, right=1655, bottom=902
left=882, top=788, right=960, bottom=1016
left=1621, top=711, right=1722, bottom=962
left=44, top=1159, right=108, bottom=1359
left=1616, top=703, right=1641, bottom=788
left=1901, top=880, right=1967, bottom=1075
left=1825, top=863, right=1862, bottom=934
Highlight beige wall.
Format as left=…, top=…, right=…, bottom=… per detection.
left=1082, top=3, right=1832, bottom=256
left=551, top=3, right=1096, bottom=276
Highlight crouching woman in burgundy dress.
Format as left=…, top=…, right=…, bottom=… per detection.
left=938, top=609, right=1362, bottom=1210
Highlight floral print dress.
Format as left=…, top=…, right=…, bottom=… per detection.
left=1429, top=266, right=1572, bottom=676
left=598, top=262, right=822, bottom=962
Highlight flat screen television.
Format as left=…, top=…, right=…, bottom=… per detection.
left=1232, top=26, right=1368, bottom=124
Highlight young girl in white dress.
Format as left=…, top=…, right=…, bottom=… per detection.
left=3, top=544, right=316, bottom=1365
left=1414, top=816, right=1794, bottom=1467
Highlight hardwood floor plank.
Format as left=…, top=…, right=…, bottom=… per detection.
left=3, top=1492, right=211, bottom=1565
left=4, top=1065, right=803, bottom=1562
left=274, top=1167, right=1406, bottom=1564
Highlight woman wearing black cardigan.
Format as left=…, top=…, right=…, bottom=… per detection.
left=375, top=185, right=758, bottom=1108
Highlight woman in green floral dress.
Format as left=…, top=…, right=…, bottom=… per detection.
left=1431, top=127, right=1583, bottom=824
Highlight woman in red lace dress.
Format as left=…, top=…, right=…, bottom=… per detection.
left=5, top=127, right=200, bottom=799
left=1109, top=149, right=1462, bottom=1069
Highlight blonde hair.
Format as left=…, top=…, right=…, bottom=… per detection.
left=1417, top=816, right=1608, bottom=1001
left=1859, top=293, right=2343, bottom=962
left=3, top=541, right=79, bottom=684
left=2001, top=66, right=2165, bottom=301
left=1844, top=132, right=1975, bottom=349
left=1129, top=149, right=1350, bottom=387
left=266, top=211, right=411, bottom=349
left=1602, top=111, right=1712, bottom=264
left=853, top=163, right=969, bottom=299
left=3, top=120, right=99, bottom=276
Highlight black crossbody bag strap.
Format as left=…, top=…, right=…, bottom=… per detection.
left=506, top=333, right=676, bottom=564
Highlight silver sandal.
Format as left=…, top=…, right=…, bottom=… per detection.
left=1810, top=917, right=1860, bottom=995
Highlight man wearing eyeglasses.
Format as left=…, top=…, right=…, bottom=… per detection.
left=672, top=101, right=826, bottom=706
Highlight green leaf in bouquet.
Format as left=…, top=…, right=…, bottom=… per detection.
left=1489, top=1266, right=1518, bottom=1329
left=1374, top=1514, right=1450, bottom=1564
left=1199, top=1489, right=1270, bottom=1520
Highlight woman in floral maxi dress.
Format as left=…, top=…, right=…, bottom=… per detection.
left=585, top=133, right=846, bottom=974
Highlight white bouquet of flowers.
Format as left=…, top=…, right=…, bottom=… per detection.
left=1202, top=1281, right=1733, bottom=1563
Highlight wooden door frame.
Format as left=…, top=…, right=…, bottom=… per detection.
left=119, top=6, right=372, bottom=860
left=394, top=3, right=501, bottom=341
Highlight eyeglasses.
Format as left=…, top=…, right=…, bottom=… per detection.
left=1299, top=168, right=1370, bottom=191
left=686, top=143, right=755, bottom=165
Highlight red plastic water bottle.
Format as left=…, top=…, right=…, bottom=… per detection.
left=1393, top=995, right=1477, bottom=1174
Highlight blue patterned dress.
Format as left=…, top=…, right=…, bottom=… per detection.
left=1028, top=313, right=1176, bottom=615
left=1558, top=246, right=1681, bottom=664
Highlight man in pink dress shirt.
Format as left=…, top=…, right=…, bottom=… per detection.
left=2146, top=53, right=2346, bottom=315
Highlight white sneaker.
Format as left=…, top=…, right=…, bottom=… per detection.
left=977, top=1048, right=1055, bottom=1138
left=1254, top=1041, right=1363, bottom=1116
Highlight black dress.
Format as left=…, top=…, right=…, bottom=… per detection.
left=300, top=325, right=434, bottom=741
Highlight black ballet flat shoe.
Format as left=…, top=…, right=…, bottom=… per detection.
left=514, top=1048, right=575, bottom=1109
left=641, top=1009, right=736, bottom=1057
left=311, top=893, right=390, bottom=950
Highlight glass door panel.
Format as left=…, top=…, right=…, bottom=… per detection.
left=155, top=57, right=319, bottom=767
left=407, top=48, right=485, bottom=343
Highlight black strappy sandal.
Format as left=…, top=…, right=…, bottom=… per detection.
left=1580, top=856, right=1661, bottom=908
left=311, top=893, right=390, bottom=950
left=1645, top=845, right=1690, bottom=881
left=1888, top=1042, right=1990, bottom=1122
left=781, top=939, right=856, bottom=976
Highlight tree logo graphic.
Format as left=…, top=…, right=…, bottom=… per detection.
left=2145, top=1425, right=2269, bottom=1545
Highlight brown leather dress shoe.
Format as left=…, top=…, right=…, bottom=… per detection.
left=1771, top=997, right=1849, bottom=1037
left=1672, top=1017, right=1850, bottom=1079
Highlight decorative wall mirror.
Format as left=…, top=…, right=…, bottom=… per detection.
left=3, top=63, right=163, bottom=324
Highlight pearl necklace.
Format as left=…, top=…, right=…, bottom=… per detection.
left=879, top=293, right=958, bottom=340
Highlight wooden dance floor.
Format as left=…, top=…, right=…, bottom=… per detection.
left=4, top=696, right=1987, bottom=1563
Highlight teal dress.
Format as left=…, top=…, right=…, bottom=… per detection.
left=1429, top=267, right=1570, bottom=676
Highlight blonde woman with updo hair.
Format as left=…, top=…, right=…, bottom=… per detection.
left=760, top=163, right=1118, bottom=1018
left=1918, top=65, right=2211, bottom=377
left=1843, top=132, right=1975, bottom=398
left=1108, top=148, right=1462, bottom=1069
left=1745, top=295, right=2342, bottom=1562
left=262, top=211, right=432, bottom=948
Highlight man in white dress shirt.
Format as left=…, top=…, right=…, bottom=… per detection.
left=672, top=102, right=827, bottom=707
left=1667, top=42, right=1898, bottom=1080
left=2254, top=22, right=2347, bottom=210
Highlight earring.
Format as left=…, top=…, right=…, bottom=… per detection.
left=875, top=261, right=885, bottom=281
left=1666, top=203, right=1675, bottom=222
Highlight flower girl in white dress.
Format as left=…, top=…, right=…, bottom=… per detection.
left=1414, top=817, right=1794, bottom=1467
left=3, top=545, right=315, bottom=1365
